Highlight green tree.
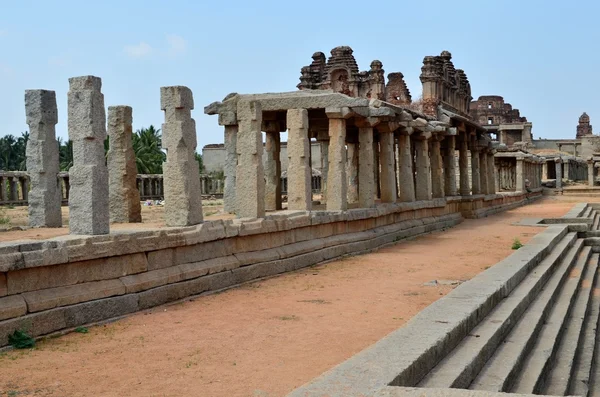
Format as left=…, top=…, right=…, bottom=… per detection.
left=195, top=152, right=204, bottom=174
left=57, top=137, right=74, bottom=171
left=132, top=125, right=165, bottom=174
left=0, top=132, right=28, bottom=171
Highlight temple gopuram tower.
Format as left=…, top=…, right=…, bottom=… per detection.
left=576, top=112, right=593, bottom=138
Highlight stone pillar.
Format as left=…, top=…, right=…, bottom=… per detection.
left=68, top=76, right=109, bottom=235
left=21, top=178, right=29, bottom=201
left=8, top=177, right=17, bottom=201
left=287, top=108, right=311, bottom=211
left=487, top=152, right=496, bottom=194
left=379, top=130, right=397, bottom=203
left=564, top=160, right=570, bottom=181
left=236, top=100, right=265, bottom=218
left=588, top=159, right=594, bottom=187
left=414, top=137, right=432, bottom=201
left=25, top=89, right=62, bottom=227
left=346, top=142, right=359, bottom=204
left=138, top=178, right=144, bottom=197
left=319, top=137, right=329, bottom=202
left=398, top=133, right=415, bottom=202
left=374, top=140, right=381, bottom=199
left=160, top=86, right=203, bottom=225
left=459, top=134, right=470, bottom=196
left=430, top=138, right=444, bottom=198
left=326, top=110, right=347, bottom=211
left=264, top=124, right=281, bottom=211
left=223, top=125, right=238, bottom=213
left=471, top=148, right=481, bottom=195
left=358, top=126, right=375, bottom=208
left=516, top=158, right=524, bottom=192
left=443, top=136, right=457, bottom=196
left=479, top=151, right=489, bottom=195
left=542, top=161, right=548, bottom=180
left=107, top=106, right=142, bottom=223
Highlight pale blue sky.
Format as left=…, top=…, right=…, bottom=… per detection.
left=0, top=0, right=597, bottom=149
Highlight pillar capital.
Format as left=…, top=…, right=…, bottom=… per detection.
left=325, top=107, right=352, bottom=119
left=355, top=116, right=380, bottom=128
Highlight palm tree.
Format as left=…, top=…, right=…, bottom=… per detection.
left=132, top=125, right=165, bottom=174
left=57, top=137, right=74, bottom=171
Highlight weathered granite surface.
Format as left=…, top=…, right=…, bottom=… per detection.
left=67, top=76, right=109, bottom=235
left=25, top=89, right=62, bottom=228
left=107, top=105, right=141, bottom=223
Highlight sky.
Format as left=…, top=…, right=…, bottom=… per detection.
left=1, top=0, right=598, bottom=150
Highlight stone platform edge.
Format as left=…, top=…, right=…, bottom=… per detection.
left=288, top=224, right=570, bottom=397
left=0, top=191, right=535, bottom=348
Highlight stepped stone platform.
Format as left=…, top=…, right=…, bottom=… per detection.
left=0, top=192, right=538, bottom=348
left=290, top=202, right=600, bottom=397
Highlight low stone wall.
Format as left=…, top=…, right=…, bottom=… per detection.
left=0, top=192, right=535, bottom=347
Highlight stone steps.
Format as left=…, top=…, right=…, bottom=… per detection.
left=564, top=254, right=600, bottom=397
left=530, top=250, right=598, bottom=395
left=583, top=205, right=594, bottom=220
left=592, top=211, right=599, bottom=231
left=417, top=233, right=579, bottom=389
left=469, top=240, right=587, bottom=392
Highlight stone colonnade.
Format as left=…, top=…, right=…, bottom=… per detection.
left=495, top=152, right=543, bottom=192
left=217, top=101, right=498, bottom=219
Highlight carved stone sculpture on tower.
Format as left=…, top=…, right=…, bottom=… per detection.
left=25, top=89, right=62, bottom=228
left=160, top=86, right=203, bottom=226
left=67, top=76, right=110, bottom=235
left=107, top=106, right=142, bottom=223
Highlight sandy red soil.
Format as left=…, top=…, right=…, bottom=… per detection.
left=0, top=196, right=592, bottom=397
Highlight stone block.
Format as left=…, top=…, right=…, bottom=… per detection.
left=234, top=248, right=281, bottom=266
left=7, top=253, right=147, bottom=295
left=119, top=267, right=182, bottom=293
left=160, top=86, right=194, bottom=110
left=0, top=308, right=67, bottom=347
left=0, top=273, right=6, bottom=296
left=178, top=256, right=240, bottom=280
left=147, top=248, right=175, bottom=271
left=63, top=294, right=139, bottom=328
left=22, top=279, right=126, bottom=313
left=0, top=295, right=27, bottom=321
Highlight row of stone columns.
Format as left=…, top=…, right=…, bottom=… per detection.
left=221, top=105, right=498, bottom=218
left=0, top=175, right=29, bottom=203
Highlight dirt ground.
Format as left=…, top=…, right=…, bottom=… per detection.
left=0, top=196, right=594, bottom=397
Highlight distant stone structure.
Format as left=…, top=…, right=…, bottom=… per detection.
left=67, top=76, right=109, bottom=235
left=470, top=95, right=532, bottom=147
left=107, top=106, right=142, bottom=223
left=24, top=89, right=62, bottom=228
left=160, top=86, right=203, bottom=226
left=576, top=112, right=593, bottom=138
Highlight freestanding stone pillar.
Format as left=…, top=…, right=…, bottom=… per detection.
left=68, top=76, right=109, bottom=235
left=223, top=125, right=238, bottom=213
left=414, top=137, right=432, bottom=201
left=264, top=123, right=281, bottom=211
left=107, top=106, right=142, bottom=223
left=398, top=132, right=415, bottom=202
left=25, top=89, right=62, bottom=227
left=588, top=158, right=595, bottom=187
left=358, top=125, right=375, bottom=208
left=555, top=158, right=563, bottom=189
left=236, top=100, right=265, bottom=218
left=471, top=148, right=481, bottom=195
left=287, top=109, right=311, bottom=211
left=430, top=138, right=444, bottom=198
left=160, top=86, right=203, bottom=226
left=379, top=130, right=397, bottom=203
left=459, top=134, right=470, bottom=196
left=542, top=161, right=548, bottom=180
left=326, top=109, right=347, bottom=211
left=443, top=136, right=457, bottom=196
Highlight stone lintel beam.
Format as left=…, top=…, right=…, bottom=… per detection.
left=409, top=118, right=428, bottom=129
left=399, top=111, right=413, bottom=122
left=354, top=117, right=381, bottom=128
left=326, top=107, right=352, bottom=119
left=397, top=126, right=414, bottom=136
left=445, top=127, right=458, bottom=136
left=262, top=120, right=285, bottom=133
left=377, top=121, right=402, bottom=133
left=413, top=130, right=432, bottom=141
left=438, top=113, right=452, bottom=124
